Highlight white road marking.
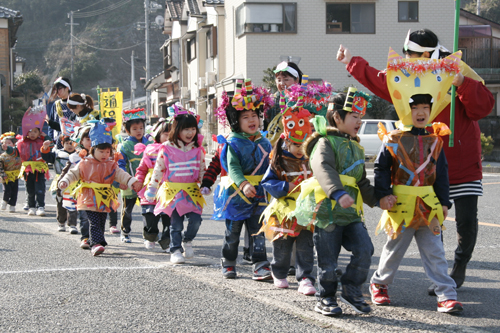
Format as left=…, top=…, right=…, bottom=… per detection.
left=0, top=265, right=166, bottom=275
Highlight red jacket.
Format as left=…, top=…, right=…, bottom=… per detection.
left=347, top=56, right=495, bottom=185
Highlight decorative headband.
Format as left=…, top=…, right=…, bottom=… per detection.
left=0, top=132, right=16, bottom=142
left=231, top=79, right=265, bottom=111
left=54, top=77, right=71, bottom=90
left=403, top=29, right=451, bottom=60
left=68, top=93, right=87, bottom=106
left=167, top=102, right=203, bottom=128
left=123, top=108, right=146, bottom=122
left=274, top=61, right=299, bottom=78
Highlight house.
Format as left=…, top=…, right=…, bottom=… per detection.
left=14, top=55, right=25, bottom=78
left=0, top=6, right=23, bottom=132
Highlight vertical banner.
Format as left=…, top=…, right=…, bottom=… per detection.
left=100, top=89, right=123, bottom=139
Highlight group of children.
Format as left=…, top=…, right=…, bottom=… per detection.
left=0, top=38, right=468, bottom=316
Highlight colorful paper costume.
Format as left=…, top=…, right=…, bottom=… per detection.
left=122, top=108, right=146, bottom=123
left=0, top=132, right=21, bottom=184
left=375, top=47, right=460, bottom=239
left=284, top=76, right=332, bottom=117
left=280, top=81, right=313, bottom=144
left=22, top=105, right=46, bottom=138
left=88, top=118, right=115, bottom=146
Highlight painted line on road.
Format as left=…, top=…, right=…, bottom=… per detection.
left=482, top=182, right=500, bottom=185
left=0, top=265, right=166, bottom=275
left=446, top=217, right=499, bottom=228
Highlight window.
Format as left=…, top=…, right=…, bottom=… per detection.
left=398, top=1, right=418, bottom=22
left=326, top=3, right=375, bottom=34
left=206, top=27, right=217, bottom=59
left=364, top=122, right=379, bottom=135
left=186, top=37, right=196, bottom=62
left=235, top=3, right=297, bottom=37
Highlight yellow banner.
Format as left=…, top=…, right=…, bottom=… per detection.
left=100, top=89, right=123, bottom=139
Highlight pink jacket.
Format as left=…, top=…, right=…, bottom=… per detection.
left=135, top=142, right=162, bottom=206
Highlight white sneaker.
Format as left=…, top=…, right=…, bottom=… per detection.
left=1, top=201, right=7, bottom=210
left=144, top=240, right=156, bottom=250
left=27, top=208, right=36, bottom=216
left=36, top=207, right=46, bottom=216
left=170, top=250, right=185, bottom=264
left=183, top=241, right=194, bottom=259
left=8, top=205, right=15, bottom=213
left=58, top=224, right=66, bottom=232
left=69, top=226, right=78, bottom=234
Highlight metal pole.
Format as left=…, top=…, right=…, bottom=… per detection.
left=70, top=11, right=74, bottom=82
left=449, top=0, right=461, bottom=148
left=131, top=50, right=135, bottom=108
left=145, top=0, right=151, bottom=118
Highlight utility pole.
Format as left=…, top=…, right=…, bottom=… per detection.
left=66, top=11, right=79, bottom=82
left=145, top=0, right=151, bottom=118
left=477, top=0, right=481, bottom=16
left=131, top=50, right=136, bottom=108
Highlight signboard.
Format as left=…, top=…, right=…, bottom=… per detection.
left=100, top=89, right=123, bottom=139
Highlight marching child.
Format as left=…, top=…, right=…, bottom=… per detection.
left=213, top=79, right=274, bottom=280
left=18, top=107, right=50, bottom=216
left=58, top=119, right=142, bottom=256
left=135, top=118, right=172, bottom=251
left=42, top=135, right=78, bottom=233
left=367, top=48, right=463, bottom=313
left=0, top=132, right=22, bottom=212
left=260, top=83, right=316, bottom=294
left=118, top=108, right=150, bottom=243
left=145, top=104, right=206, bottom=264
left=293, top=89, right=395, bottom=316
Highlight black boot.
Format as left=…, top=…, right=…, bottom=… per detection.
left=450, top=262, right=467, bottom=288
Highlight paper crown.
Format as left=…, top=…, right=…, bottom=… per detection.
left=22, top=105, right=46, bottom=137
left=122, top=108, right=146, bottom=123
left=386, top=47, right=461, bottom=125
left=327, top=87, right=372, bottom=116
left=88, top=118, right=116, bottom=147
left=70, top=124, right=92, bottom=144
left=214, top=79, right=274, bottom=127
left=0, top=132, right=16, bottom=142
left=284, top=76, right=332, bottom=117
left=167, top=102, right=203, bottom=129
left=279, top=76, right=313, bottom=143
left=60, top=118, right=81, bottom=137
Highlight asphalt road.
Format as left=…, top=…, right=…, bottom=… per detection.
left=0, top=168, right=499, bottom=332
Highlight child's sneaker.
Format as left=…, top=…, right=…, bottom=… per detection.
left=8, top=205, right=15, bottom=213
left=222, top=265, right=237, bottom=279
left=69, top=226, right=78, bottom=234
left=370, top=283, right=391, bottom=305
left=27, top=208, right=36, bottom=216
left=298, top=278, right=317, bottom=295
left=242, top=247, right=252, bottom=265
left=109, top=226, right=120, bottom=234
left=144, top=240, right=156, bottom=250
left=437, top=300, right=463, bottom=313
left=23, top=203, right=29, bottom=211
left=252, top=262, right=272, bottom=281
left=314, top=297, right=342, bottom=316
left=183, top=241, right=194, bottom=259
left=80, top=238, right=90, bottom=249
left=36, top=207, right=45, bottom=216
left=340, top=284, right=371, bottom=314
left=121, top=234, right=132, bottom=243
left=272, top=274, right=289, bottom=288
left=170, top=250, right=185, bottom=264
left=288, top=266, right=296, bottom=276
left=91, top=244, right=105, bottom=256
left=58, top=224, right=66, bottom=232
left=1, top=200, right=7, bottom=210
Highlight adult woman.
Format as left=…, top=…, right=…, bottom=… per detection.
left=47, top=77, right=77, bottom=149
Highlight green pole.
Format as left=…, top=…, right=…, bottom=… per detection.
left=449, top=0, right=461, bottom=147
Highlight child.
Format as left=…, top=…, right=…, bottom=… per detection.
left=18, top=107, right=50, bottom=216
left=293, top=89, right=394, bottom=316
left=118, top=108, right=150, bottom=243
left=0, top=132, right=22, bottom=212
left=145, top=104, right=206, bottom=264
left=214, top=79, right=274, bottom=280
left=135, top=118, right=172, bottom=251
left=67, top=92, right=100, bottom=124
left=58, top=119, right=142, bottom=256
left=260, top=87, right=316, bottom=294
left=42, top=135, right=78, bottom=233
left=367, top=48, right=463, bottom=313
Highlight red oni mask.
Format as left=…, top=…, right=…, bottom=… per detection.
left=352, top=96, right=368, bottom=116
left=282, top=108, right=312, bottom=143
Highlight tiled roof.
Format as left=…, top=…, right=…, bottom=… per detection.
left=166, top=0, right=183, bottom=21
left=203, top=0, right=224, bottom=4
left=16, top=56, right=26, bottom=62
left=0, top=6, right=22, bottom=20
left=186, top=0, right=201, bottom=15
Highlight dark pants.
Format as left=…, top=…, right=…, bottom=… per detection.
left=121, top=197, right=144, bottom=234
left=108, top=210, right=118, bottom=227
left=314, top=222, right=374, bottom=299
left=79, top=210, right=89, bottom=240
left=3, top=179, right=18, bottom=206
left=56, top=198, right=77, bottom=226
left=87, top=211, right=107, bottom=247
left=222, top=215, right=268, bottom=266
left=25, top=172, right=45, bottom=208
left=453, top=195, right=479, bottom=266
left=170, top=210, right=202, bottom=253
left=271, top=230, right=315, bottom=282
left=143, top=212, right=171, bottom=250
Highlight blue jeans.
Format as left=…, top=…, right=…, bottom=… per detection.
left=314, top=222, right=374, bottom=299
left=222, top=215, right=268, bottom=266
left=79, top=210, right=89, bottom=240
left=271, top=229, right=315, bottom=282
left=169, top=210, right=202, bottom=253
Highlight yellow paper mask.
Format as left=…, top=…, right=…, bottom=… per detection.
left=386, top=47, right=462, bottom=126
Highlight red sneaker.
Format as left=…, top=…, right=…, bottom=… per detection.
left=91, top=244, right=105, bottom=256
left=370, top=283, right=391, bottom=305
left=437, top=300, right=463, bottom=313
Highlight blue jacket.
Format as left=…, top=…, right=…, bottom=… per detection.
left=261, top=150, right=304, bottom=199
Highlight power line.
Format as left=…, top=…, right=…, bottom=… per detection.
left=71, top=34, right=145, bottom=51
left=73, top=0, right=132, bottom=18
left=74, top=0, right=108, bottom=12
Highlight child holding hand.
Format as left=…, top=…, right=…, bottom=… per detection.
left=0, top=132, right=22, bottom=212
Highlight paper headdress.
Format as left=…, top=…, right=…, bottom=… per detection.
left=279, top=76, right=313, bottom=143
left=386, top=47, right=461, bottom=125
left=0, top=132, right=16, bottom=143
left=327, top=87, right=372, bottom=116
left=285, top=76, right=332, bottom=117
left=88, top=118, right=116, bottom=147
left=70, top=124, right=92, bottom=144
left=60, top=118, right=81, bottom=137
left=22, top=105, right=46, bottom=137
left=122, top=108, right=146, bottom=123
left=167, top=102, right=203, bottom=129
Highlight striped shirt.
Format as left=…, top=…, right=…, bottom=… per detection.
left=450, top=180, right=483, bottom=200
